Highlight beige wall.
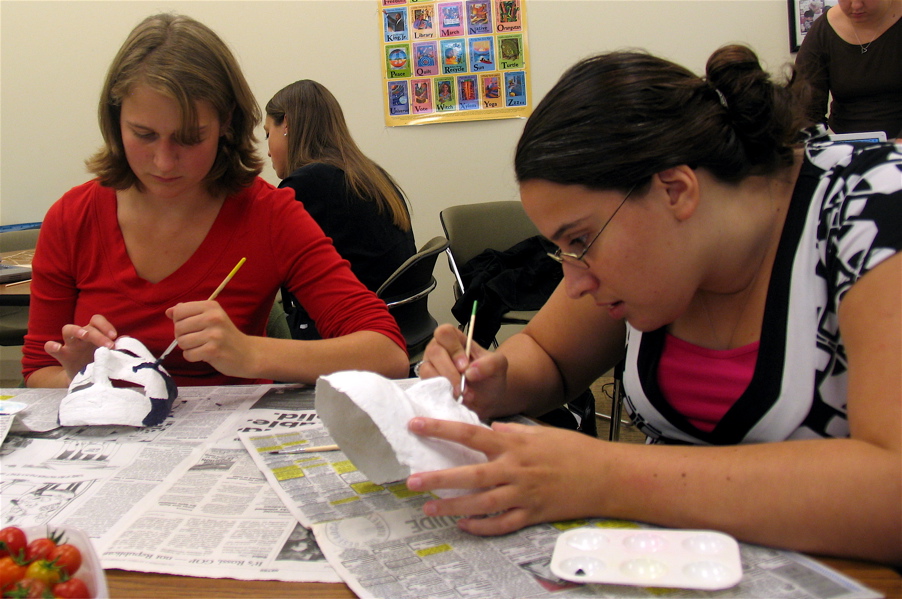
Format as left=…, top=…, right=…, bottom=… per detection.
left=0, top=0, right=793, bottom=327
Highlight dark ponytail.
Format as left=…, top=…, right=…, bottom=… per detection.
left=515, top=44, right=810, bottom=191
left=705, top=44, right=809, bottom=177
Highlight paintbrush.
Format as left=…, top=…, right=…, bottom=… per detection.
left=269, top=444, right=340, bottom=455
left=155, top=257, right=247, bottom=366
left=459, top=300, right=477, bottom=402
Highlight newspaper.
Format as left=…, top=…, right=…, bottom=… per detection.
left=240, top=418, right=883, bottom=599
left=311, top=507, right=883, bottom=599
left=4, top=387, right=73, bottom=433
left=1, top=384, right=889, bottom=597
left=239, top=427, right=431, bottom=530
left=0, top=414, right=13, bottom=445
left=0, top=394, right=25, bottom=444
left=0, top=384, right=341, bottom=583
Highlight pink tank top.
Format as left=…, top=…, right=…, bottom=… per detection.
left=657, top=333, right=760, bottom=432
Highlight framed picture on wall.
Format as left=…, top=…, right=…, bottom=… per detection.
left=789, top=0, right=838, bottom=52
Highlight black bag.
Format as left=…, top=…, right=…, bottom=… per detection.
left=451, top=235, right=562, bottom=348
left=536, top=389, right=597, bottom=437
left=452, top=236, right=596, bottom=436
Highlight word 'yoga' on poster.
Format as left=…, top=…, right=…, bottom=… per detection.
left=380, top=0, right=531, bottom=126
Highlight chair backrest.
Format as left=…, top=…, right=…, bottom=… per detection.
left=440, top=201, right=538, bottom=267
left=377, top=236, right=450, bottom=357
left=266, top=295, right=292, bottom=340
left=0, top=223, right=41, bottom=253
left=439, top=201, right=539, bottom=295
left=0, top=224, right=40, bottom=350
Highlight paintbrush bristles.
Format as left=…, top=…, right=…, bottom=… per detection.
left=157, top=339, right=179, bottom=364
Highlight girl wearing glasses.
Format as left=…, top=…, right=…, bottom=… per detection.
left=414, top=44, right=901, bottom=565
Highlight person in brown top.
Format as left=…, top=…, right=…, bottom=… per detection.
left=795, top=0, right=902, bottom=139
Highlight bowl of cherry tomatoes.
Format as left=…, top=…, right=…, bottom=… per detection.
left=0, top=525, right=108, bottom=598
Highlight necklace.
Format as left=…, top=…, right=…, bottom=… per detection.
left=847, top=1, right=899, bottom=54
left=851, top=26, right=873, bottom=53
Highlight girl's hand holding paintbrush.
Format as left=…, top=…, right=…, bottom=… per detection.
left=161, top=258, right=256, bottom=378
left=418, top=322, right=512, bottom=421
left=45, top=301, right=253, bottom=387
left=163, top=298, right=255, bottom=375
left=45, top=258, right=248, bottom=386
left=49, top=299, right=253, bottom=382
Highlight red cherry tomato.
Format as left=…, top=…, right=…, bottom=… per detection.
left=50, top=543, right=82, bottom=577
left=24, top=537, right=57, bottom=563
left=0, top=556, right=26, bottom=592
left=53, top=576, right=92, bottom=598
left=23, top=559, right=61, bottom=586
left=7, top=577, right=50, bottom=598
left=0, top=527, right=27, bottom=559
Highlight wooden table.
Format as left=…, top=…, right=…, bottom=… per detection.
left=0, top=279, right=30, bottom=304
left=0, top=248, right=31, bottom=306
left=106, top=556, right=901, bottom=598
left=106, top=570, right=356, bottom=598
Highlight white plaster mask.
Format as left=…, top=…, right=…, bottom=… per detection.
left=59, top=336, right=178, bottom=428
left=315, top=371, right=489, bottom=498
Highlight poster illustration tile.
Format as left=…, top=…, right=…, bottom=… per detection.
left=380, top=0, right=531, bottom=126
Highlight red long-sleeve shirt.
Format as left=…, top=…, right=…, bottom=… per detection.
left=23, top=178, right=405, bottom=386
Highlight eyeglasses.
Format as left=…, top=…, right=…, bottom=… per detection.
left=547, top=185, right=636, bottom=269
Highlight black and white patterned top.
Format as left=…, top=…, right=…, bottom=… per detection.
left=622, top=135, right=902, bottom=445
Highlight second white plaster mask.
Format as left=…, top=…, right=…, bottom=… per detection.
left=315, top=371, right=488, bottom=497
left=59, top=336, right=177, bottom=428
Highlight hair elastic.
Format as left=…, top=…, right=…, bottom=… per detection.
left=714, top=88, right=729, bottom=109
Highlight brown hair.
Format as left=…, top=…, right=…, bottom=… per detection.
left=265, top=80, right=411, bottom=231
left=86, top=13, right=263, bottom=196
left=515, top=44, right=811, bottom=191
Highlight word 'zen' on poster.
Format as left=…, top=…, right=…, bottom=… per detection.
left=380, top=0, right=531, bottom=126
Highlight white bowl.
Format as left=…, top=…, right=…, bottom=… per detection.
left=21, top=525, right=109, bottom=598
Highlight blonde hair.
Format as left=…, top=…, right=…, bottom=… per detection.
left=265, top=80, right=411, bottom=231
left=86, top=13, right=263, bottom=196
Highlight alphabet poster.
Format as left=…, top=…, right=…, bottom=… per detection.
left=380, top=0, right=531, bottom=126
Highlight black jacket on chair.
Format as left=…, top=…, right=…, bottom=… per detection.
left=451, top=235, right=562, bottom=348
left=450, top=235, right=596, bottom=437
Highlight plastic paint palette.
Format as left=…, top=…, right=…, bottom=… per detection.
left=0, top=400, right=27, bottom=414
left=550, top=528, right=743, bottom=590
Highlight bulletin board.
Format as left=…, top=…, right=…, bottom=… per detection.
left=380, top=0, right=532, bottom=126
